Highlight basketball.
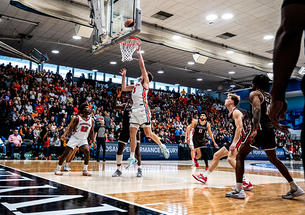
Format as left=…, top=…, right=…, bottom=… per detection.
left=124, top=19, right=135, bottom=27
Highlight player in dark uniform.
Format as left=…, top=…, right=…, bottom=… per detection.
left=112, top=98, right=142, bottom=177
left=191, top=94, right=252, bottom=189
left=185, top=113, right=218, bottom=179
left=269, top=0, right=305, bottom=177
left=226, top=75, right=304, bottom=199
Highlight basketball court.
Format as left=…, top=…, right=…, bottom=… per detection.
left=0, top=0, right=305, bottom=214
left=0, top=160, right=304, bottom=214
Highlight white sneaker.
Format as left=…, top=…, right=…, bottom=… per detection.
left=282, top=186, right=305, bottom=199
left=160, top=144, right=170, bottom=159
left=225, top=189, right=246, bottom=199
left=55, top=170, right=63, bottom=176
left=63, top=164, right=71, bottom=172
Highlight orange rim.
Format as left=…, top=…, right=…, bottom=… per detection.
left=120, top=36, right=141, bottom=46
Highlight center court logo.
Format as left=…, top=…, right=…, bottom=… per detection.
left=0, top=167, right=161, bottom=214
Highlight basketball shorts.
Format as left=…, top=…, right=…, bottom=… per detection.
left=192, top=137, right=209, bottom=149
left=66, top=135, right=88, bottom=150
left=130, top=106, right=151, bottom=129
left=243, top=129, right=276, bottom=151
left=118, top=126, right=130, bottom=145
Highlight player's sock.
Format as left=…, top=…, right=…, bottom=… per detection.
left=203, top=170, right=211, bottom=177
left=83, top=165, right=88, bottom=171
left=236, top=183, right=243, bottom=192
left=130, top=152, right=135, bottom=159
left=138, top=165, right=141, bottom=169
left=290, top=181, right=298, bottom=191
left=56, top=165, right=61, bottom=171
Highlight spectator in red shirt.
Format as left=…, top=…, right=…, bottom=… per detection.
left=35, top=103, right=43, bottom=114
left=13, top=81, right=21, bottom=91
left=42, top=128, right=51, bottom=160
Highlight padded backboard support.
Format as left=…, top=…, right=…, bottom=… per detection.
left=89, top=0, right=141, bottom=55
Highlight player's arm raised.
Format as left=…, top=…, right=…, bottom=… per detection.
left=185, top=120, right=197, bottom=144
left=137, top=46, right=149, bottom=89
left=230, top=110, right=243, bottom=152
left=120, top=68, right=134, bottom=91
left=207, top=122, right=219, bottom=148
left=62, top=116, right=78, bottom=139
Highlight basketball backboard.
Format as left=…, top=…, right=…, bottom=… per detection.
left=89, top=0, right=141, bottom=55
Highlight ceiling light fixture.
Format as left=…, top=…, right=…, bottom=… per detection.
left=51, top=50, right=59, bottom=54
left=226, top=50, right=234, bottom=54
left=228, top=71, right=236, bottom=75
left=221, top=13, right=234, bottom=20
left=206, top=14, right=218, bottom=21
left=92, top=69, right=98, bottom=72
left=157, top=70, right=164, bottom=74
left=263, top=35, right=274, bottom=40
left=230, top=84, right=236, bottom=88
left=207, top=89, right=212, bottom=91
left=72, top=35, right=81, bottom=40
left=172, top=35, right=182, bottom=40
left=196, top=78, right=203, bottom=81
left=188, top=61, right=195, bottom=65
left=110, top=61, right=117, bottom=65
left=137, top=50, right=145, bottom=54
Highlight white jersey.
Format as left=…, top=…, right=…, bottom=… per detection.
left=72, top=115, right=92, bottom=140
left=132, top=79, right=149, bottom=109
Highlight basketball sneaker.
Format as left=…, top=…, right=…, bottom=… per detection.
left=243, top=180, right=253, bottom=191
left=63, top=164, right=71, bottom=172
left=205, top=166, right=209, bottom=171
left=125, top=157, right=138, bottom=169
left=136, top=168, right=143, bottom=177
left=225, top=189, right=246, bottom=199
left=112, top=169, right=122, bottom=177
left=82, top=170, right=92, bottom=176
left=282, top=186, right=305, bottom=199
left=193, top=159, right=199, bottom=167
left=160, top=144, right=170, bottom=159
left=54, top=170, right=63, bottom=176
left=192, top=173, right=207, bottom=184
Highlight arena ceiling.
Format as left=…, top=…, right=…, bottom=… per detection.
left=0, top=0, right=304, bottom=91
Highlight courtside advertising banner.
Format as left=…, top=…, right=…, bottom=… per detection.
left=102, top=142, right=179, bottom=160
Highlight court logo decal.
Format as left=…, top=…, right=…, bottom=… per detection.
left=0, top=165, right=164, bottom=215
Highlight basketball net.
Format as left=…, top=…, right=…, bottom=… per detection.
left=120, top=37, right=141, bottom=62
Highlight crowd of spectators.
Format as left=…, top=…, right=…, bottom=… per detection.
left=0, top=62, right=302, bottom=161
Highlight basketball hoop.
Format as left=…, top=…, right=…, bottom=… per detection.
left=120, top=36, right=141, bottom=62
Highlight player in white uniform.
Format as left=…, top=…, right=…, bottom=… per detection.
left=55, top=103, right=95, bottom=176
left=120, top=45, right=170, bottom=168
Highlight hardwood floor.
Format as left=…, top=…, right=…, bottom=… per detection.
left=0, top=160, right=304, bottom=215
